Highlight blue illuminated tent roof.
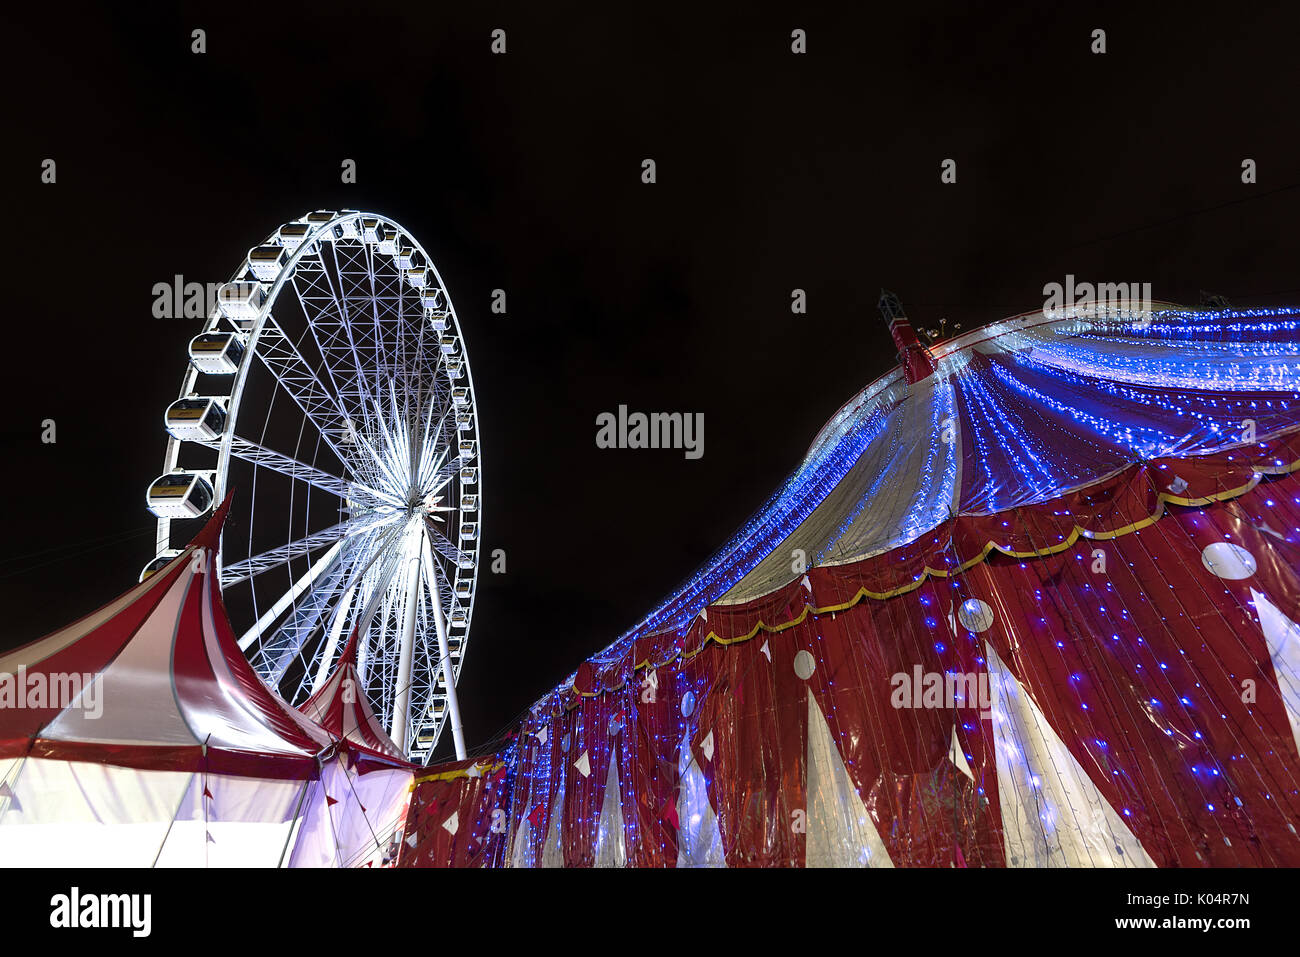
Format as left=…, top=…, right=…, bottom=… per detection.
left=595, top=301, right=1300, bottom=655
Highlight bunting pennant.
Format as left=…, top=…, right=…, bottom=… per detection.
left=661, top=798, right=679, bottom=832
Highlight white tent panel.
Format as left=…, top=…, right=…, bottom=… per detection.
left=0, top=757, right=307, bottom=867
left=41, top=571, right=196, bottom=747
left=805, top=691, right=893, bottom=867
left=985, top=644, right=1155, bottom=868
left=675, top=733, right=725, bottom=868
left=288, top=762, right=413, bottom=868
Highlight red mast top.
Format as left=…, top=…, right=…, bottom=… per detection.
left=878, top=290, right=937, bottom=384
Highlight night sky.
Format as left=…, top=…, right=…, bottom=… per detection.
left=3, top=3, right=1299, bottom=760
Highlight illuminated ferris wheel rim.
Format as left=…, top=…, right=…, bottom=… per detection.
left=147, top=209, right=481, bottom=764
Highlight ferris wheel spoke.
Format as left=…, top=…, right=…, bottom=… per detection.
left=354, top=410, right=416, bottom=501
left=211, top=434, right=400, bottom=510
left=323, top=239, right=382, bottom=408
left=219, top=512, right=397, bottom=587
left=327, top=239, right=393, bottom=415
left=363, top=242, right=393, bottom=380
left=423, top=520, right=471, bottom=570
left=245, top=520, right=401, bottom=682
left=348, top=524, right=411, bottom=687
left=252, top=312, right=392, bottom=471
left=241, top=540, right=359, bottom=674
left=366, top=564, right=407, bottom=725
left=425, top=457, right=466, bottom=499
left=419, top=408, right=462, bottom=490
left=299, top=580, right=357, bottom=700
left=287, top=257, right=378, bottom=439
left=416, top=406, right=454, bottom=487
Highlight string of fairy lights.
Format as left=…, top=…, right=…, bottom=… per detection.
left=484, top=476, right=1300, bottom=865
left=412, top=306, right=1300, bottom=866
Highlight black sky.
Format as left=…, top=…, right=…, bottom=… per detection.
left=3, top=2, right=1299, bottom=759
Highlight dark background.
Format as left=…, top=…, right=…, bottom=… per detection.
left=3, top=2, right=1298, bottom=759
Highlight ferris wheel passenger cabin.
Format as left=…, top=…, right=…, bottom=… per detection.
left=248, top=245, right=286, bottom=282
left=146, top=473, right=214, bottom=519
left=164, top=397, right=227, bottom=442
left=137, top=549, right=182, bottom=583
left=334, top=213, right=360, bottom=240
left=278, top=222, right=311, bottom=253
left=188, top=333, right=245, bottom=374
left=216, top=282, right=265, bottom=329
left=377, top=228, right=403, bottom=257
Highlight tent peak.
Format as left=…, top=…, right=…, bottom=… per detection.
left=192, top=490, right=236, bottom=551
left=875, top=290, right=936, bottom=384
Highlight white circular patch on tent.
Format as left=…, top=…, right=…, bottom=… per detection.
left=681, top=691, right=696, bottom=717
left=957, top=598, right=995, bottom=633
left=1201, top=542, right=1256, bottom=580
left=560, top=733, right=570, bottom=753
left=793, top=650, right=816, bottom=680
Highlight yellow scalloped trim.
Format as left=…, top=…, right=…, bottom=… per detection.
left=562, top=450, right=1300, bottom=701
left=411, top=759, right=504, bottom=788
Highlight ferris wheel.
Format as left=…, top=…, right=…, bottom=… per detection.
left=144, top=210, right=480, bottom=764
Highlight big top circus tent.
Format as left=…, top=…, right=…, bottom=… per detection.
left=399, top=297, right=1300, bottom=868
left=0, top=499, right=414, bottom=867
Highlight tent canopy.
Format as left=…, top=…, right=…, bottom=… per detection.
left=0, top=497, right=333, bottom=778
left=299, top=628, right=411, bottom=766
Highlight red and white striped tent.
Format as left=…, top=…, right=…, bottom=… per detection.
left=298, top=629, right=410, bottom=764
left=0, top=499, right=410, bottom=867
left=401, top=300, right=1300, bottom=868
left=288, top=630, right=414, bottom=867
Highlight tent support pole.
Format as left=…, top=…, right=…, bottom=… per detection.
left=277, top=771, right=316, bottom=869
left=150, top=770, right=199, bottom=868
